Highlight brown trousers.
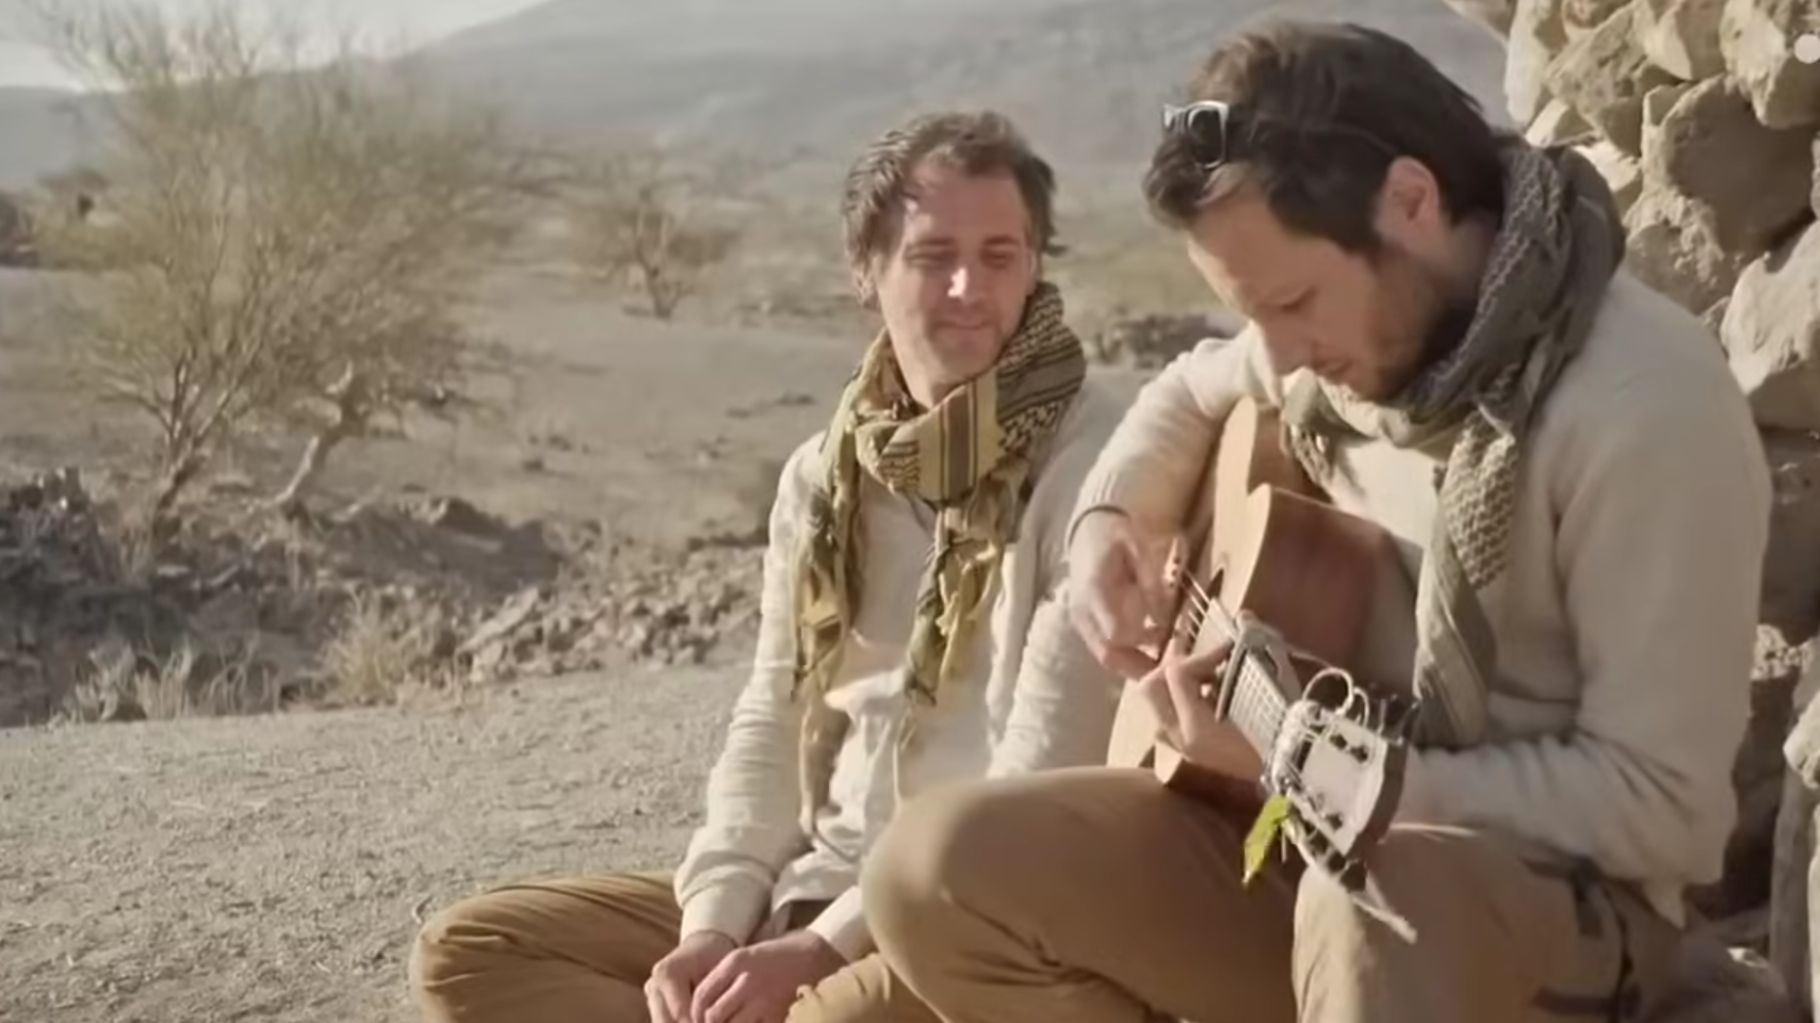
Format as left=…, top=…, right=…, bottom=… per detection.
left=408, top=871, right=938, bottom=1023
left=862, top=768, right=1684, bottom=1023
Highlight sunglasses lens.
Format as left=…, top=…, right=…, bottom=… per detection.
left=1185, top=107, right=1225, bottom=166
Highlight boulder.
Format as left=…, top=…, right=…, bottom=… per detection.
left=1643, top=77, right=1816, bottom=254
left=1092, top=311, right=1243, bottom=368
left=1772, top=763, right=1816, bottom=1015
left=1527, top=97, right=1598, bottom=145
left=1759, top=430, right=1820, bottom=644
left=1442, top=0, right=1518, bottom=34
left=1508, top=0, right=1568, bottom=125
left=1640, top=81, right=1695, bottom=161
left=1812, top=133, right=1820, bottom=218
left=1562, top=0, right=1633, bottom=29
left=1577, top=137, right=1644, bottom=216
left=1705, top=297, right=1733, bottom=336
left=1636, top=0, right=1729, bottom=79
left=1723, top=223, right=1820, bottom=431
left=1547, top=3, right=1682, bottom=154
left=1720, top=0, right=1820, bottom=129
left=1625, top=183, right=1754, bottom=311
left=1646, top=935, right=1802, bottom=1022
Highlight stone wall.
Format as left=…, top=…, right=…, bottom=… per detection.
left=1444, top=1, right=1818, bottom=1016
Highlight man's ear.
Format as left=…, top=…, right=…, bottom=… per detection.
left=1373, top=156, right=1445, bottom=245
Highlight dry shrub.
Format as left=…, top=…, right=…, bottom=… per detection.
left=318, top=590, right=456, bottom=707
left=58, top=636, right=276, bottom=723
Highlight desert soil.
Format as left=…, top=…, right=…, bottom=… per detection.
left=1, top=657, right=746, bottom=1023
left=0, top=251, right=1154, bottom=1022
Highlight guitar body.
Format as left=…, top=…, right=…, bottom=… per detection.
left=1105, top=397, right=1399, bottom=809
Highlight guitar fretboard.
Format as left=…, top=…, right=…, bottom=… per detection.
left=1228, top=654, right=1287, bottom=753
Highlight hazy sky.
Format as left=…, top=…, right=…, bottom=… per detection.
left=0, top=0, right=549, bottom=89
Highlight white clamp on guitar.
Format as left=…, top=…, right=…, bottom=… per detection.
left=1219, top=615, right=1416, bottom=938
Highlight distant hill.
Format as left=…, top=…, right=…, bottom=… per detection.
left=0, top=85, right=98, bottom=190
left=0, top=1, right=1505, bottom=201
left=421, top=0, right=1508, bottom=204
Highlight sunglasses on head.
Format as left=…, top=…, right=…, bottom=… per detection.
left=1160, top=98, right=1400, bottom=171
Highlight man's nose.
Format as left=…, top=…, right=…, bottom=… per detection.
left=1260, top=326, right=1314, bottom=375
left=947, top=264, right=978, bottom=302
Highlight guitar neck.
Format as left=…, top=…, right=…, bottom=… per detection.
left=1225, top=653, right=1289, bottom=757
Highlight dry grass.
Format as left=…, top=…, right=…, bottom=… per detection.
left=318, top=590, right=457, bottom=708
left=58, top=637, right=278, bottom=723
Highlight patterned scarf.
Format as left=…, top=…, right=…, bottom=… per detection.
left=792, top=281, right=1087, bottom=707
left=1283, top=142, right=1624, bottom=748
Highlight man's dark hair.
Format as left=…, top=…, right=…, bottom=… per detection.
left=842, top=110, right=1059, bottom=302
left=1143, top=20, right=1507, bottom=254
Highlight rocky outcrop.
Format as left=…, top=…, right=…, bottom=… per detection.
left=1449, top=0, right=1820, bottom=1012
left=1088, top=311, right=1243, bottom=369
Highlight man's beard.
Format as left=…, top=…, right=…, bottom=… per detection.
left=1418, top=293, right=1478, bottom=373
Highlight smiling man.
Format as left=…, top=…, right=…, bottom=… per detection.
left=860, top=21, right=1772, bottom=1023
left=407, top=111, right=1123, bottom=1023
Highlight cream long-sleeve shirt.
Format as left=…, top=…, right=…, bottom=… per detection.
left=671, top=377, right=1126, bottom=960
left=1073, top=271, right=1770, bottom=925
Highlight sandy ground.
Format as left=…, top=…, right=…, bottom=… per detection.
left=1, top=655, right=747, bottom=1023
left=0, top=254, right=1158, bottom=1022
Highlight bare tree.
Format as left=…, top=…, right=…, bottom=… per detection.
left=33, top=3, right=530, bottom=520
left=568, top=152, right=737, bottom=320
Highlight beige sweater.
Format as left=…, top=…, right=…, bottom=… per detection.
left=673, top=377, right=1126, bottom=960
left=1075, top=271, right=1770, bottom=924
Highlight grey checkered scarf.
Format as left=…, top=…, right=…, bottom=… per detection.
left=1283, top=142, right=1623, bottom=748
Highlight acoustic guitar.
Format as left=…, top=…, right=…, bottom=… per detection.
left=1104, top=395, right=1411, bottom=873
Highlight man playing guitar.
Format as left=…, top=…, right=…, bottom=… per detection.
left=857, top=19, right=1771, bottom=1023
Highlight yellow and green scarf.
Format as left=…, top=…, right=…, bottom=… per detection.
left=792, top=281, right=1086, bottom=708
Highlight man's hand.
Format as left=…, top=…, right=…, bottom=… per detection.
left=1134, top=639, right=1263, bottom=778
left=646, top=931, right=737, bottom=1023
left=689, top=931, right=846, bottom=1023
left=1067, top=509, right=1176, bottom=679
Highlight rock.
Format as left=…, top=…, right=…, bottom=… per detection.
left=1644, top=81, right=1697, bottom=130
left=1644, top=77, right=1817, bottom=255
left=1507, top=0, right=1568, bottom=125
left=1636, top=0, right=1730, bottom=79
left=1646, top=936, right=1802, bottom=1022
left=1771, top=763, right=1816, bottom=1014
left=1562, top=0, right=1632, bottom=30
left=1547, top=3, right=1681, bottom=154
left=412, top=496, right=502, bottom=538
left=1704, top=296, right=1732, bottom=335
left=1625, top=183, right=1754, bottom=311
left=461, top=586, right=542, bottom=655
left=1528, top=97, right=1598, bottom=145
left=1443, top=0, right=1518, bottom=34
left=1652, top=931, right=1805, bottom=1019
left=1723, top=224, right=1820, bottom=431
left=1091, top=311, right=1242, bottom=369
left=1576, top=137, right=1643, bottom=216
left=1813, top=133, right=1820, bottom=218
left=1759, top=431, right=1820, bottom=644
left=1721, top=0, right=1820, bottom=129
left=1715, top=649, right=1807, bottom=915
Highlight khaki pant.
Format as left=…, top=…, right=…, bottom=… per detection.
left=862, top=768, right=1684, bottom=1023
left=409, top=870, right=938, bottom=1023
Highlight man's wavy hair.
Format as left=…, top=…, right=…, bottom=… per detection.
left=1144, top=20, right=1507, bottom=255
left=841, top=111, right=1060, bottom=303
